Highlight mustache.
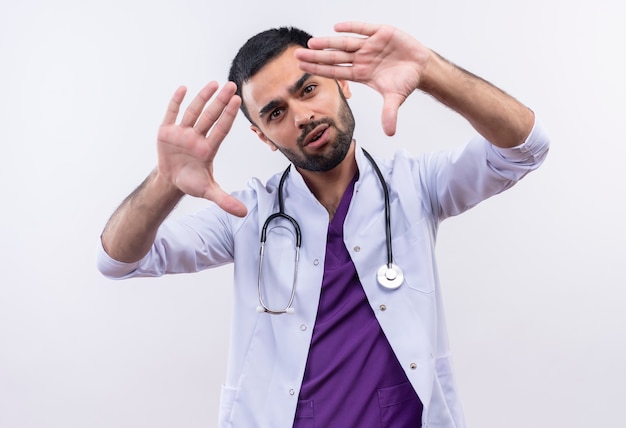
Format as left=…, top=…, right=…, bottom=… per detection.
left=296, top=118, right=335, bottom=147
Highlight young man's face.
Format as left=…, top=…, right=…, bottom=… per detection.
left=242, top=45, right=355, bottom=172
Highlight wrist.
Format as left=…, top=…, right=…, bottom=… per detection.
left=416, top=51, right=452, bottom=95
left=152, top=168, right=185, bottom=200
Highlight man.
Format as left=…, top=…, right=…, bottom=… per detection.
left=98, top=22, right=549, bottom=427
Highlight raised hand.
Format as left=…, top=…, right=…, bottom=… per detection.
left=157, top=81, right=247, bottom=217
left=294, top=22, right=431, bottom=136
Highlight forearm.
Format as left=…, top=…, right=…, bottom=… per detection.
left=418, top=52, right=534, bottom=148
left=101, top=169, right=184, bottom=263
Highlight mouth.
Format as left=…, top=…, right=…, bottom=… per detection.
left=303, top=124, right=330, bottom=147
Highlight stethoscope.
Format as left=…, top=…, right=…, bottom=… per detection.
left=256, top=149, right=404, bottom=315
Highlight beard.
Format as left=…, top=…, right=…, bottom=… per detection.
left=272, top=91, right=356, bottom=172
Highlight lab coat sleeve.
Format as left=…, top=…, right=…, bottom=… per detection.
left=96, top=202, right=237, bottom=279
left=423, top=119, right=550, bottom=220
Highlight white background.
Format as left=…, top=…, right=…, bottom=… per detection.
left=1, top=0, right=624, bottom=427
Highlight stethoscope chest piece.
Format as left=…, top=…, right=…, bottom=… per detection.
left=377, top=263, right=404, bottom=289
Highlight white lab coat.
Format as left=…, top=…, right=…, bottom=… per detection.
left=98, top=122, right=549, bottom=427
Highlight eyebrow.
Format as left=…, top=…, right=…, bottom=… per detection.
left=258, top=73, right=312, bottom=119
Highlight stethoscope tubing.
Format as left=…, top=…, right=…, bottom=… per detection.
left=257, top=149, right=402, bottom=315
left=257, top=166, right=301, bottom=314
left=362, top=149, right=394, bottom=269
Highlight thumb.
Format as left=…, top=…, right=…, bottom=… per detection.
left=206, top=187, right=248, bottom=218
left=380, top=93, right=404, bottom=136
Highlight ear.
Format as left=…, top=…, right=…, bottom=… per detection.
left=250, top=125, right=278, bottom=151
left=337, top=79, right=352, bottom=99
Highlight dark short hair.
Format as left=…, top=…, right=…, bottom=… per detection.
left=228, top=27, right=313, bottom=123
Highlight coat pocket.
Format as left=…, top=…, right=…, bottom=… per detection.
left=293, top=399, right=314, bottom=428
left=391, top=219, right=436, bottom=294
left=378, top=381, right=423, bottom=428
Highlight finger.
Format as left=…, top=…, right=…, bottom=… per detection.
left=180, top=81, right=219, bottom=127
left=215, top=193, right=248, bottom=218
left=305, top=35, right=364, bottom=53
left=205, top=94, right=241, bottom=147
left=201, top=183, right=248, bottom=217
left=297, top=57, right=356, bottom=81
left=295, top=47, right=355, bottom=65
left=381, top=93, right=403, bottom=136
left=162, top=86, right=187, bottom=125
left=173, top=167, right=247, bottom=217
left=194, top=82, right=238, bottom=136
left=333, top=21, right=380, bottom=37
left=167, top=95, right=240, bottom=164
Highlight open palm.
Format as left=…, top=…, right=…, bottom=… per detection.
left=295, top=22, right=430, bottom=136
left=157, top=81, right=247, bottom=217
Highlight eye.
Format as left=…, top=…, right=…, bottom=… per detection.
left=269, top=108, right=284, bottom=121
left=302, top=84, right=316, bottom=95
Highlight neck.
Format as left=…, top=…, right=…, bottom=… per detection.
left=297, top=143, right=357, bottom=221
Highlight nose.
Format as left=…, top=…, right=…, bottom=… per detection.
left=293, top=102, right=314, bottom=129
